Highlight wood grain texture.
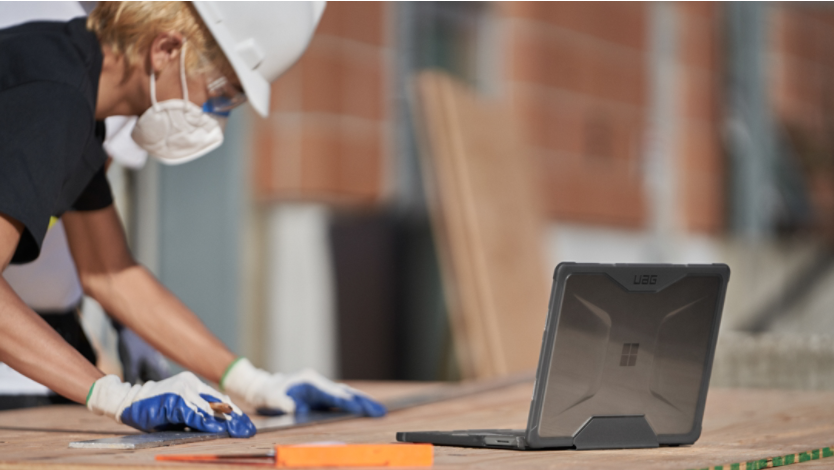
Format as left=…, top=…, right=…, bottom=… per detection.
left=415, top=71, right=551, bottom=379
left=2, top=383, right=834, bottom=469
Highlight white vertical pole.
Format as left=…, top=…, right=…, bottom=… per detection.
left=134, top=159, right=160, bottom=276
left=264, top=203, right=337, bottom=378
left=644, top=2, right=681, bottom=262
left=726, top=2, right=776, bottom=239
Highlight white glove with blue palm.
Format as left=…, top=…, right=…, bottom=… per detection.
left=221, top=358, right=386, bottom=417
left=87, top=371, right=256, bottom=437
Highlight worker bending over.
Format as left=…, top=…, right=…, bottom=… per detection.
left=0, top=1, right=384, bottom=438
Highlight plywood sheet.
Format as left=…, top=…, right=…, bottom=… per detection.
left=2, top=385, right=834, bottom=470
left=415, top=71, right=550, bottom=379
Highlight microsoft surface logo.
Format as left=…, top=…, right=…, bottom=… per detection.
left=620, top=343, right=639, bottom=366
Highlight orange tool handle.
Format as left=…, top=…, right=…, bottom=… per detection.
left=274, top=443, right=433, bottom=468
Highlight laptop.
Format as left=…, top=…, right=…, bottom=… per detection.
left=397, top=262, right=730, bottom=450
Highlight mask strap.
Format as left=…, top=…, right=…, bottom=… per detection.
left=150, top=70, right=159, bottom=109
left=179, top=41, right=189, bottom=105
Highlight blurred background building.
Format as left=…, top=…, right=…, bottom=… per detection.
left=14, top=1, right=834, bottom=388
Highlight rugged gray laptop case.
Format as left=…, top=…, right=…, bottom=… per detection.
left=397, top=262, right=730, bottom=450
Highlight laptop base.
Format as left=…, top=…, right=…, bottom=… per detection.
left=397, top=415, right=660, bottom=451
left=397, top=429, right=529, bottom=450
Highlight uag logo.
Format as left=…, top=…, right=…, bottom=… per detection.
left=633, top=274, right=657, bottom=285
left=620, top=343, right=639, bottom=366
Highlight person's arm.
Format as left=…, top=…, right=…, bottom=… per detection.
left=0, top=213, right=103, bottom=403
left=64, top=204, right=386, bottom=419
left=62, top=205, right=236, bottom=384
left=62, top=205, right=256, bottom=436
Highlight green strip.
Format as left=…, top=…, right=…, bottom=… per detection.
left=85, top=381, right=96, bottom=406
left=219, top=357, right=246, bottom=392
left=687, top=446, right=834, bottom=470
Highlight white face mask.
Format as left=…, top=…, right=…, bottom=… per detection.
left=131, top=43, right=225, bottom=165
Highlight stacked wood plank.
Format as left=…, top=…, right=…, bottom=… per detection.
left=414, top=71, right=551, bottom=379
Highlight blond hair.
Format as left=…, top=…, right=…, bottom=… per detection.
left=87, top=2, right=235, bottom=80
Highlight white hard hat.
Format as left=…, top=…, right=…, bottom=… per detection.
left=193, top=1, right=326, bottom=118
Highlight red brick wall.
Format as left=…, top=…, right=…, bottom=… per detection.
left=502, top=2, right=649, bottom=228
left=252, top=2, right=390, bottom=205
left=677, top=3, right=724, bottom=233
left=770, top=5, right=834, bottom=235
left=501, top=2, right=726, bottom=233
left=249, top=2, right=730, bottom=233
left=771, top=6, right=833, bottom=136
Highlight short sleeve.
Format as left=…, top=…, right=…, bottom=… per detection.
left=71, top=166, right=113, bottom=211
left=0, top=82, right=92, bottom=264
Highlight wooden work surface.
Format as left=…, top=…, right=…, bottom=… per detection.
left=0, top=381, right=833, bottom=470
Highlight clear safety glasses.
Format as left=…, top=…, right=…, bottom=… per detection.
left=203, top=75, right=247, bottom=116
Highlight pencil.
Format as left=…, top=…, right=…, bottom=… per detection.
left=209, top=402, right=233, bottom=414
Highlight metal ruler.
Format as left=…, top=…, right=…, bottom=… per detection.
left=69, top=371, right=534, bottom=450
left=68, top=411, right=355, bottom=450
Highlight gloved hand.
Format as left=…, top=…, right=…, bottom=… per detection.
left=221, top=358, right=386, bottom=417
left=115, top=326, right=171, bottom=384
left=87, top=371, right=256, bottom=437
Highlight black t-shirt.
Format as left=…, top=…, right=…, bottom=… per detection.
left=0, top=18, right=113, bottom=264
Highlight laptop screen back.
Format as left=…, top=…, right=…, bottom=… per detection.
left=537, top=273, right=721, bottom=438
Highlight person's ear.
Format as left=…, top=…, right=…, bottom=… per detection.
left=148, top=31, right=184, bottom=75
